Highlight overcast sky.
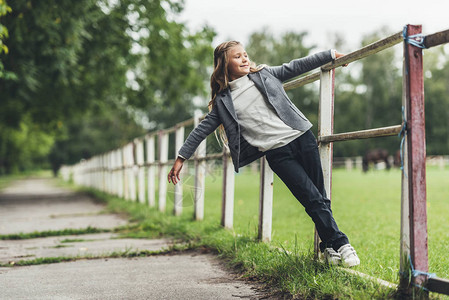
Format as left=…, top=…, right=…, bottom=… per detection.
left=178, top=0, right=448, bottom=51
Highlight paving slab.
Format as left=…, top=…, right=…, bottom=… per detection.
left=0, top=254, right=266, bottom=300
left=0, top=178, right=127, bottom=235
left=0, top=233, right=173, bottom=264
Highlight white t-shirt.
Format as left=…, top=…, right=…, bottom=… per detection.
left=229, top=75, right=304, bottom=152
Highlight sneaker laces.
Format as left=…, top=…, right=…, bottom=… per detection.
left=325, top=248, right=340, bottom=258
left=339, top=245, right=357, bottom=258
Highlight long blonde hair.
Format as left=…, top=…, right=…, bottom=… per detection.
left=209, top=41, right=261, bottom=147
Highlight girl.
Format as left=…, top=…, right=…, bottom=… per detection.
left=168, top=41, right=360, bottom=267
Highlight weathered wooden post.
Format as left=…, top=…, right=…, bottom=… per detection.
left=122, top=145, right=130, bottom=200
left=104, top=154, right=109, bottom=193
left=104, top=153, right=110, bottom=193
left=94, top=157, right=98, bottom=189
left=128, top=143, right=137, bottom=201
left=399, top=35, right=411, bottom=294
left=194, top=114, right=206, bottom=221
left=221, top=148, right=235, bottom=229
left=400, top=24, right=429, bottom=298
left=315, top=68, right=335, bottom=256
left=146, top=135, right=156, bottom=207
left=258, top=157, right=274, bottom=242
left=117, top=148, right=124, bottom=198
left=174, top=126, right=185, bottom=216
left=158, top=131, right=169, bottom=212
left=135, top=138, right=146, bottom=204
left=110, top=151, right=116, bottom=196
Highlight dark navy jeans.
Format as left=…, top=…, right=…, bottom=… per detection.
left=265, top=130, right=349, bottom=252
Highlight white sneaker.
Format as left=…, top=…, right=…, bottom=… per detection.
left=323, top=247, right=341, bottom=265
left=338, top=244, right=360, bottom=267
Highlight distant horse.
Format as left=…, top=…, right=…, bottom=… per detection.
left=393, top=149, right=402, bottom=168
left=362, top=149, right=391, bottom=172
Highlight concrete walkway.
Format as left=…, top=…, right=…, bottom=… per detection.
left=0, top=177, right=271, bottom=299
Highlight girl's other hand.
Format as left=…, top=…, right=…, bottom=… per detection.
left=168, top=156, right=185, bottom=185
left=335, top=51, right=349, bottom=67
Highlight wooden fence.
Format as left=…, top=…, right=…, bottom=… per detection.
left=60, top=24, right=449, bottom=297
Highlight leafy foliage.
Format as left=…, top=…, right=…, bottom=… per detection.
left=0, top=0, right=13, bottom=79
left=0, top=0, right=215, bottom=174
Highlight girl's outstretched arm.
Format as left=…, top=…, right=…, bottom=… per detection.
left=168, top=156, right=185, bottom=185
left=266, top=50, right=333, bottom=82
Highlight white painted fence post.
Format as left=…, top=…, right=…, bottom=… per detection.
left=110, top=151, right=115, bottom=195
left=316, top=68, right=335, bottom=256
left=146, top=135, right=156, bottom=207
left=103, top=154, right=107, bottom=192
left=117, top=148, right=124, bottom=198
left=221, top=148, right=234, bottom=229
left=135, top=138, right=146, bottom=204
left=104, top=152, right=110, bottom=194
left=114, top=150, right=120, bottom=196
left=104, top=154, right=109, bottom=193
left=122, top=145, right=129, bottom=200
left=94, top=157, right=99, bottom=189
left=258, top=156, right=274, bottom=242
left=129, top=143, right=137, bottom=202
left=124, top=143, right=136, bottom=201
left=174, top=126, right=185, bottom=216
left=98, top=156, right=103, bottom=191
left=92, top=157, right=97, bottom=189
left=104, top=152, right=112, bottom=194
left=399, top=47, right=411, bottom=289
left=158, top=131, right=169, bottom=212
left=194, top=114, right=206, bottom=221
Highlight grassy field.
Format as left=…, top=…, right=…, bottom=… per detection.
left=162, top=164, right=449, bottom=284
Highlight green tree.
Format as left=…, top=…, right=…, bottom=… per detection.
left=0, top=115, right=54, bottom=173
left=49, top=102, right=146, bottom=175
left=424, top=47, right=449, bottom=155
left=0, top=0, right=13, bottom=79
left=0, top=0, right=215, bottom=174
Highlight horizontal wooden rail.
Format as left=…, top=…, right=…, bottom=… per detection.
left=318, top=124, right=402, bottom=143
left=424, top=29, right=449, bottom=49
left=427, top=277, right=449, bottom=295
left=283, top=31, right=403, bottom=90
left=322, top=31, right=403, bottom=71
left=284, top=72, right=321, bottom=90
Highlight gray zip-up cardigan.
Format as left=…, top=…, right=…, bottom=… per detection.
left=178, top=50, right=334, bottom=172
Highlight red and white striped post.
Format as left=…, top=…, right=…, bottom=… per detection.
left=400, top=24, right=429, bottom=296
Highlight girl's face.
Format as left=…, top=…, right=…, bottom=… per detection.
left=227, top=45, right=250, bottom=81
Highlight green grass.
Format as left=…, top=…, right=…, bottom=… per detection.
left=60, top=238, right=91, bottom=243
left=0, top=227, right=111, bottom=240
left=0, top=244, right=191, bottom=267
